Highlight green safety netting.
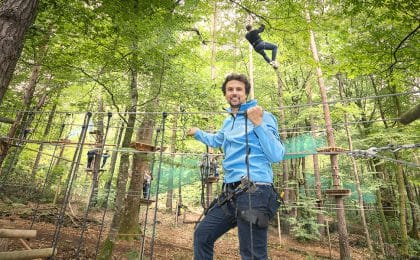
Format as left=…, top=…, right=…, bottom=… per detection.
left=148, top=133, right=328, bottom=194
left=301, top=175, right=376, bottom=204
left=283, top=133, right=327, bottom=160
left=149, top=155, right=204, bottom=195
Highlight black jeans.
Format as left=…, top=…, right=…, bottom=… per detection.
left=194, top=185, right=280, bottom=260
left=254, top=41, right=278, bottom=63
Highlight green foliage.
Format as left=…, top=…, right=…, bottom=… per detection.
left=288, top=196, right=324, bottom=242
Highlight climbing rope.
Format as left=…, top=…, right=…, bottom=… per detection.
left=244, top=112, right=254, bottom=260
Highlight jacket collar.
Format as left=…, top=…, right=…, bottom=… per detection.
left=225, top=99, right=258, bottom=114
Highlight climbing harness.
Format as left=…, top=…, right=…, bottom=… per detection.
left=216, top=175, right=256, bottom=207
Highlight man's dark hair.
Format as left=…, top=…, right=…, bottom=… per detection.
left=221, top=73, right=251, bottom=96
left=245, top=24, right=252, bottom=31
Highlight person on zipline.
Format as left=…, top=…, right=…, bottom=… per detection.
left=188, top=73, right=285, bottom=259
left=245, top=24, right=279, bottom=69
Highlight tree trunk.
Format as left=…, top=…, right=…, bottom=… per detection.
left=210, top=0, right=217, bottom=84
left=119, top=101, right=155, bottom=238
left=105, top=66, right=138, bottom=250
left=301, top=157, right=309, bottom=198
left=393, top=152, right=409, bottom=257
left=0, top=0, right=39, bottom=104
left=31, top=104, right=57, bottom=180
left=166, top=113, right=178, bottom=212
left=337, top=73, right=374, bottom=255
left=306, top=83, right=324, bottom=237
left=102, top=119, right=125, bottom=206
left=305, top=8, right=350, bottom=259
left=399, top=103, right=420, bottom=125
left=89, top=96, right=104, bottom=207
left=402, top=168, right=419, bottom=239
left=370, top=161, right=391, bottom=243
left=0, top=92, right=46, bottom=177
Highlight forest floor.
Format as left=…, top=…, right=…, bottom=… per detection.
left=0, top=201, right=370, bottom=259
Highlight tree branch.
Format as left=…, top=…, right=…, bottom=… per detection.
left=386, top=23, right=420, bottom=72
left=68, top=65, right=128, bottom=125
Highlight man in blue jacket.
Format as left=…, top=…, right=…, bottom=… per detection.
left=188, top=73, right=285, bottom=259
left=245, top=24, right=279, bottom=69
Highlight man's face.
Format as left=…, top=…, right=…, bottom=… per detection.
left=224, top=80, right=247, bottom=108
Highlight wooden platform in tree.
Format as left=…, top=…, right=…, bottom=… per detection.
left=317, top=147, right=349, bottom=155
left=206, top=176, right=219, bottom=183
left=130, top=142, right=167, bottom=152
left=325, top=189, right=351, bottom=197
left=140, top=198, right=155, bottom=205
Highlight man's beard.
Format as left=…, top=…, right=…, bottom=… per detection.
left=229, top=96, right=242, bottom=108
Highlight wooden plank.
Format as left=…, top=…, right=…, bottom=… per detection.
left=325, top=189, right=351, bottom=197
left=0, top=248, right=53, bottom=259
left=0, top=229, right=36, bottom=239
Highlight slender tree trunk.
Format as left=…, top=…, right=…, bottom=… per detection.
left=305, top=8, right=350, bottom=259
left=275, top=71, right=289, bottom=201
left=210, top=0, right=217, bottom=84
left=52, top=144, right=66, bottom=205
left=89, top=96, right=104, bottom=207
left=402, top=168, right=419, bottom=239
left=247, top=14, right=254, bottom=98
left=0, top=92, right=46, bottom=176
left=301, top=157, right=309, bottom=198
left=0, top=0, right=39, bottom=104
left=103, top=119, right=125, bottom=204
left=337, top=73, right=374, bottom=255
left=306, top=83, right=324, bottom=237
left=370, top=161, right=391, bottom=243
left=166, top=112, right=178, bottom=212
left=369, top=75, right=388, bottom=128
left=31, top=104, right=57, bottom=180
left=393, top=152, right=409, bottom=257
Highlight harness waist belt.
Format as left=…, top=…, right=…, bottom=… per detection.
left=252, top=40, right=262, bottom=46
left=254, top=182, right=272, bottom=186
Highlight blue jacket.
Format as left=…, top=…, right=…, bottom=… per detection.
left=194, top=100, right=285, bottom=184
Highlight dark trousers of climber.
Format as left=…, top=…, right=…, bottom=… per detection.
left=194, top=185, right=279, bottom=260
left=254, top=41, right=278, bottom=64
